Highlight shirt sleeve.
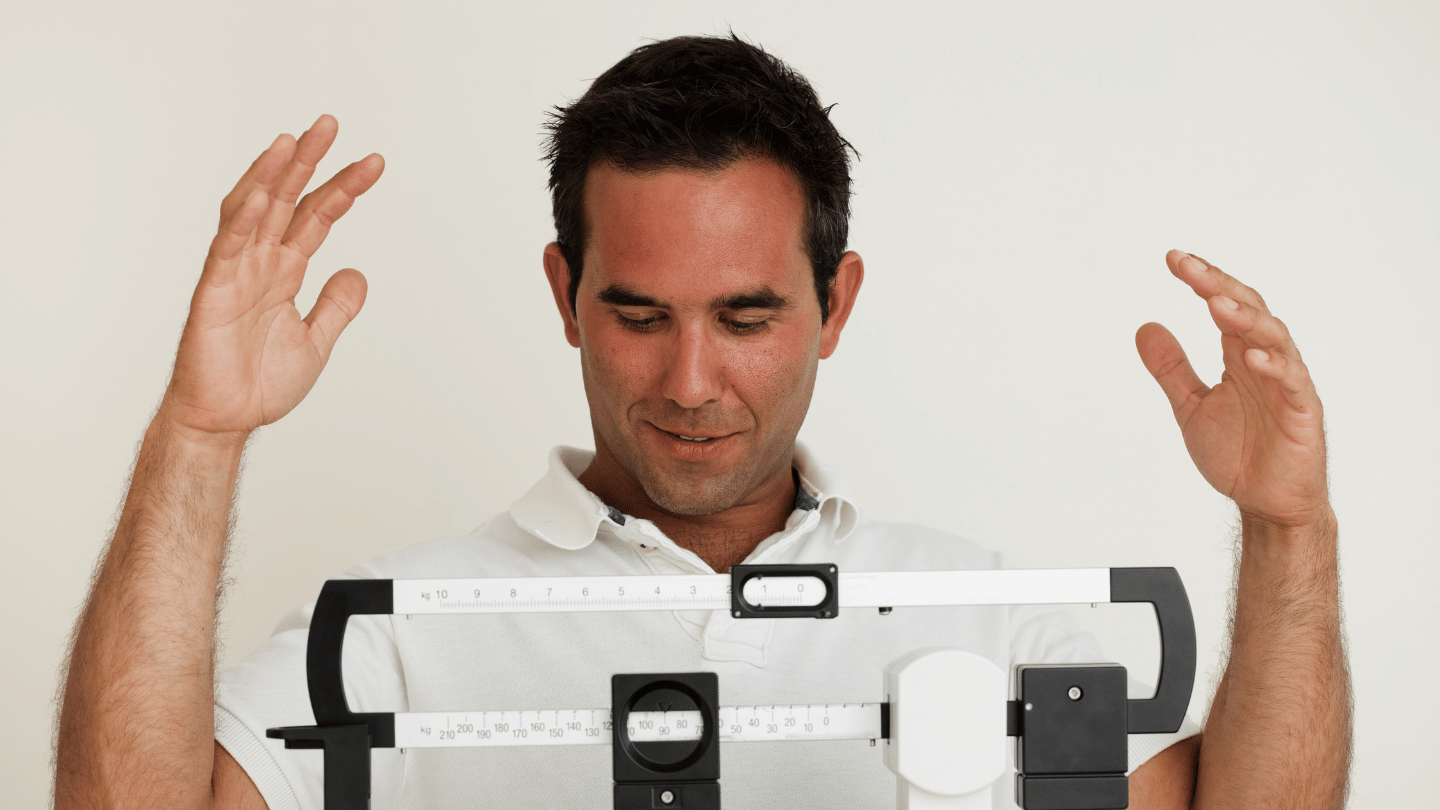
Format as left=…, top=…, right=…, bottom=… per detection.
left=1006, top=602, right=1202, bottom=775
left=214, top=577, right=410, bottom=810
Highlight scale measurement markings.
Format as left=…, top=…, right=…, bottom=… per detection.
left=393, top=704, right=884, bottom=748
left=391, top=569, right=1111, bottom=616
left=394, top=575, right=824, bottom=615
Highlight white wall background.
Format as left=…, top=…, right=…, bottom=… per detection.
left=2, top=0, right=1435, bottom=806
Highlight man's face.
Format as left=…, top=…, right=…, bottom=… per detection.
left=544, top=158, right=859, bottom=517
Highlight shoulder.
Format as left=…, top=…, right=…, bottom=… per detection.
left=796, top=445, right=1007, bottom=573
left=334, top=512, right=591, bottom=580
left=832, top=512, right=1007, bottom=572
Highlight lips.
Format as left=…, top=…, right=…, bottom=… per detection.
left=645, top=422, right=740, bottom=460
left=659, top=428, right=727, bottom=442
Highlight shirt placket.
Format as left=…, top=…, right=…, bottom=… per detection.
left=604, top=507, right=825, bottom=665
left=697, top=507, right=823, bottom=666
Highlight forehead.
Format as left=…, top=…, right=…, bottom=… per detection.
left=581, top=158, right=810, bottom=298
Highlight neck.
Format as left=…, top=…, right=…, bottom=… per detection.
left=578, top=456, right=798, bottom=574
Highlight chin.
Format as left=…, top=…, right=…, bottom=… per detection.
left=642, top=474, right=748, bottom=517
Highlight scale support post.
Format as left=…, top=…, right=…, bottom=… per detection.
left=266, top=724, right=372, bottom=810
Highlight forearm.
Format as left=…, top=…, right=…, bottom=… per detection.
left=1194, top=509, right=1351, bottom=809
left=55, top=412, right=249, bottom=809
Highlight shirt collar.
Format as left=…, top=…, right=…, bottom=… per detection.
left=507, top=447, right=614, bottom=550
left=791, top=441, right=861, bottom=542
left=509, top=444, right=861, bottom=551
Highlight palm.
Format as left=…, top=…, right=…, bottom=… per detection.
left=163, top=116, right=383, bottom=438
left=1138, top=251, right=1328, bottom=528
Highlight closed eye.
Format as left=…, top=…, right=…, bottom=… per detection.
left=721, top=314, right=770, bottom=334
left=615, top=310, right=666, bottom=332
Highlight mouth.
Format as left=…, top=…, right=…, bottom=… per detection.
left=660, top=428, right=725, bottom=443
left=645, top=423, right=739, bottom=459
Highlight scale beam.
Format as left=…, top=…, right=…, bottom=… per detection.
left=390, top=568, right=1113, bottom=615
left=391, top=703, right=884, bottom=748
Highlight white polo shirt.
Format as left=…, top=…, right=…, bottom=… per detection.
left=215, top=445, right=1199, bottom=810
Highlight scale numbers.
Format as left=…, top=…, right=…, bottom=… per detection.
left=393, top=574, right=828, bottom=615
left=393, top=704, right=882, bottom=748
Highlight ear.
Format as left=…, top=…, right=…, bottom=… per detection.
left=818, top=251, right=864, bottom=359
left=543, top=242, right=582, bottom=348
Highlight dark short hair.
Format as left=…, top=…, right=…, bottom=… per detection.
left=542, top=32, right=859, bottom=322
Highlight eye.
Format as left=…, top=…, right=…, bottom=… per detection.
left=722, top=315, right=769, bottom=335
left=615, top=311, right=666, bottom=333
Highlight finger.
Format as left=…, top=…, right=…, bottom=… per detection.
left=1166, top=249, right=1268, bottom=311
left=282, top=154, right=386, bottom=258
left=256, top=115, right=340, bottom=243
left=203, top=189, right=268, bottom=286
left=1205, top=294, right=1297, bottom=357
left=304, top=268, right=368, bottom=364
left=218, top=133, right=295, bottom=226
left=1135, top=322, right=1209, bottom=422
left=1205, top=295, right=1321, bottom=415
left=1242, top=346, right=1322, bottom=415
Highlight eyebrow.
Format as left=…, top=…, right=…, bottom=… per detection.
left=596, top=284, right=793, bottom=312
left=597, top=285, right=661, bottom=308
left=712, top=288, right=792, bottom=311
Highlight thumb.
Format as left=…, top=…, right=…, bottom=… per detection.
left=1135, top=321, right=1208, bottom=421
left=304, top=268, right=368, bottom=365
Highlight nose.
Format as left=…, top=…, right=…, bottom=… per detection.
left=661, top=322, right=724, bottom=410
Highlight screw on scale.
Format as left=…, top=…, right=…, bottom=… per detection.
left=1068, top=686, right=1083, bottom=701
left=659, top=790, right=675, bottom=805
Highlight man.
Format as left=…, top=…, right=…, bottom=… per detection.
left=55, top=34, right=1349, bottom=809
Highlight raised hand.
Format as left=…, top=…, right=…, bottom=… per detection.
left=1135, top=250, right=1329, bottom=529
left=160, top=114, right=384, bottom=440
